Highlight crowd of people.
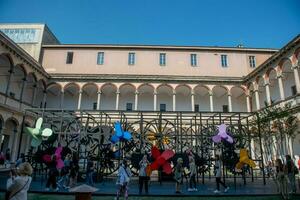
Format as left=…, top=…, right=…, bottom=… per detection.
left=1, top=148, right=300, bottom=200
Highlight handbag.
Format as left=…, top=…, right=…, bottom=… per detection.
left=6, top=177, right=30, bottom=200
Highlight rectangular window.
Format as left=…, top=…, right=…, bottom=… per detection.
left=194, top=104, right=199, bottom=112
left=291, top=85, right=297, bottom=96
left=221, top=55, right=228, bottom=67
left=191, top=54, right=197, bottom=66
left=249, top=56, right=256, bottom=68
left=128, top=52, right=135, bottom=65
left=66, top=52, right=73, bottom=64
left=97, top=52, right=104, bottom=65
left=160, top=53, right=166, bottom=66
left=126, top=103, right=133, bottom=111
left=222, top=105, right=229, bottom=112
left=160, top=104, right=166, bottom=111
left=93, top=102, right=97, bottom=110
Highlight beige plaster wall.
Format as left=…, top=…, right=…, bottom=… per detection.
left=42, top=48, right=274, bottom=77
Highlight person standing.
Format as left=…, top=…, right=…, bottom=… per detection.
left=174, top=157, right=183, bottom=194
left=275, top=158, right=289, bottom=200
left=214, top=155, right=229, bottom=194
left=45, top=155, right=59, bottom=191
left=285, top=155, right=297, bottom=193
left=86, top=159, right=95, bottom=186
left=138, top=154, right=150, bottom=194
left=115, top=160, right=132, bottom=200
left=188, top=156, right=197, bottom=191
left=6, top=162, right=33, bottom=200
left=5, top=148, right=11, bottom=167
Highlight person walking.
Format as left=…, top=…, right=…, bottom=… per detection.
left=6, top=162, right=33, bottom=200
left=115, top=160, right=132, bottom=200
left=45, top=155, right=59, bottom=191
left=174, top=157, right=183, bottom=194
left=275, top=158, right=289, bottom=200
left=138, top=154, right=150, bottom=194
left=86, top=159, right=95, bottom=186
left=214, top=155, right=229, bottom=194
left=285, top=155, right=297, bottom=193
left=188, top=156, right=197, bottom=191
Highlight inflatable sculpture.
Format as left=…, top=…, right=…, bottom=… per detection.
left=24, top=117, right=53, bottom=147
left=150, top=146, right=175, bottom=174
left=111, top=121, right=132, bottom=143
left=212, top=124, right=233, bottom=144
left=235, top=148, right=256, bottom=169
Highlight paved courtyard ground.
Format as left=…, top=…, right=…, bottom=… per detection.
left=1, top=172, right=299, bottom=199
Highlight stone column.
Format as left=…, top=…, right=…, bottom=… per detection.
left=4, top=68, right=13, bottom=104
left=246, top=94, right=251, bottom=112
left=77, top=90, right=82, bottom=110
left=191, top=91, right=195, bottom=111
left=153, top=89, right=157, bottom=111
left=264, top=81, right=271, bottom=106
left=172, top=90, right=176, bottom=111
left=227, top=92, right=232, bottom=112
left=134, top=90, right=139, bottom=111
left=19, top=78, right=26, bottom=104
left=254, top=89, right=260, bottom=110
left=115, top=89, right=120, bottom=110
left=292, top=65, right=300, bottom=94
left=31, top=84, right=37, bottom=106
left=42, top=91, right=47, bottom=108
left=209, top=91, right=214, bottom=112
left=277, top=74, right=285, bottom=101
left=96, top=90, right=101, bottom=110
left=60, top=90, right=64, bottom=109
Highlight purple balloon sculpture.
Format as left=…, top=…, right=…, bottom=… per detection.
left=212, top=124, right=233, bottom=144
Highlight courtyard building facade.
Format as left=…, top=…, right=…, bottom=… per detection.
left=0, top=24, right=299, bottom=161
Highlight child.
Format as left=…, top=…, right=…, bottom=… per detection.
left=116, top=160, right=132, bottom=200
left=174, top=157, right=183, bottom=194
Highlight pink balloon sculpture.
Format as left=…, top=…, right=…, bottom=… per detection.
left=42, top=146, right=64, bottom=169
left=212, top=124, right=233, bottom=144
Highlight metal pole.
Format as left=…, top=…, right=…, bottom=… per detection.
left=257, top=113, right=266, bottom=185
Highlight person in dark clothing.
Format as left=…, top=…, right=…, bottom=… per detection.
left=285, top=155, right=296, bottom=193
left=46, top=155, right=58, bottom=191
left=138, top=154, right=150, bottom=194
left=5, top=148, right=11, bottom=167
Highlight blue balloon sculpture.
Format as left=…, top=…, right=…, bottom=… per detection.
left=111, top=121, right=132, bottom=144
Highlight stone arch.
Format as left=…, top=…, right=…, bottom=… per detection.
left=138, top=83, right=154, bottom=111
left=175, top=84, right=191, bottom=111
left=46, top=82, right=63, bottom=109
left=101, top=83, right=117, bottom=110
left=23, top=72, right=37, bottom=105
left=279, top=58, right=295, bottom=98
left=292, top=47, right=300, bottom=65
left=34, top=79, right=47, bottom=108
left=194, top=85, right=210, bottom=111
left=119, top=83, right=136, bottom=111
left=64, top=83, right=80, bottom=110
left=157, top=84, right=173, bottom=111
left=230, top=86, right=247, bottom=112
left=1, top=117, right=19, bottom=154
left=212, top=85, right=228, bottom=112
left=255, top=75, right=267, bottom=109
left=267, top=68, right=281, bottom=103
left=81, top=83, right=98, bottom=110
left=0, top=53, right=14, bottom=94
left=7, top=64, right=27, bottom=100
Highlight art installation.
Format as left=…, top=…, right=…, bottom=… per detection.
left=150, top=146, right=175, bottom=174
left=111, top=121, right=132, bottom=144
left=42, top=146, right=64, bottom=169
left=24, top=117, right=53, bottom=147
left=212, top=124, right=233, bottom=144
left=235, top=149, right=256, bottom=169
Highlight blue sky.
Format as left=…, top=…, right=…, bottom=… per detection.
left=0, top=0, right=299, bottom=48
